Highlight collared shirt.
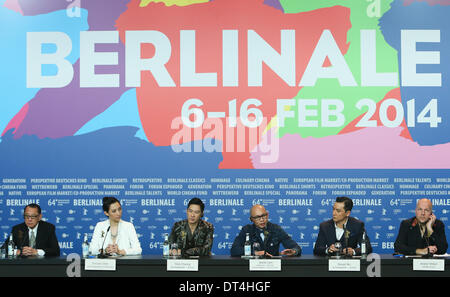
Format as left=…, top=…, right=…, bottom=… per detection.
left=334, top=219, right=348, bottom=241
left=326, top=219, right=355, bottom=255
left=28, top=223, right=45, bottom=256
left=257, top=228, right=265, bottom=242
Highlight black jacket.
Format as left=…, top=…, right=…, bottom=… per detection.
left=314, top=217, right=372, bottom=256
left=2, top=221, right=60, bottom=257
left=394, top=217, right=448, bottom=255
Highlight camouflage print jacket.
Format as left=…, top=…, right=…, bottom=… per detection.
left=168, top=219, right=214, bottom=256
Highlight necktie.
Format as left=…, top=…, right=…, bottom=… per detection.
left=30, top=230, right=36, bottom=249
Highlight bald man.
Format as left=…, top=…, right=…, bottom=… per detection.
left=394, top=198, right=448, bottom=256
left=230, top=205, right=301, bottom=257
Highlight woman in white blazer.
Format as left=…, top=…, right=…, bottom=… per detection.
left=90, top=197, right=142, bottom=256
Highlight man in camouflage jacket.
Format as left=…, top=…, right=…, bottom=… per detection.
left=168, top=198, right=214, bottom=256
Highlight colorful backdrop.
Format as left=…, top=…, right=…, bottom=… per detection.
left=1, top=0, right=450, bottom=255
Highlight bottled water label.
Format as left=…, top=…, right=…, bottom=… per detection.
left=82, top=245, right=89, bottom=257
left=163, top=245, right=170, bottom=256
left=244, top=245, right=251, bottom=256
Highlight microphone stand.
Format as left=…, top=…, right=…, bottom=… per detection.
left=423, top=230, right=433, bottom=259
left=343, top=227, right=351, bottom=259
left=262, top=230, right=271, bottom=259
left=98, top=227, right=111, bottom=259
left=18, top=228, right=28, bottom=258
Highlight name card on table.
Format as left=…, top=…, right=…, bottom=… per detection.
left=413, top=259, right=445, bottom=271
left=85, top=258, right=117, bottom=271
left=328, top=259, right=361, bottom=272
left=249, top=259, right=281, bottom=271
left=167, top=259, right=199, bottom=271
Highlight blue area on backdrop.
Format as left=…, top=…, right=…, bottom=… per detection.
left=380, top=0, right=450, bottom=145
left=0, top=127, right=449, bottom=256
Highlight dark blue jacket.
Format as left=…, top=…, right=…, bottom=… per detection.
left=230, top=222, right=301, bottom=257
left=313, top=217, right=372, bottom=256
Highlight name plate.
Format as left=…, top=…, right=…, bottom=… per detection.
left=328, top=259, right=360, bottom=272
left=167, top=259, right=199, bottom=271
left=413, top=259, right=445, bottom=271
left=249, top=259, right=281, bottom=271
left=85, top=258, right=116, bottom=271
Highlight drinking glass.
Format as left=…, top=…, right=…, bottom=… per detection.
left=170, top=243, right=180, bottom=258
left=252, top=242, right=261, bottom=257
left=334, top=242, right=342, bottom=258
left=0, top=248, right=6, bottom=259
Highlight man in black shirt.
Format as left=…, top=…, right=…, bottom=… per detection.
left=394, top=198, right=448, bottom=256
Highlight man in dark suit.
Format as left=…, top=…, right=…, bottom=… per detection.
left=230, top=204, right=301, bottom=257
left=394, top=198, right=448, bottom=256
left=2, top=204, right=60, bottom=257
left=314, top=196, right=372, bottom=256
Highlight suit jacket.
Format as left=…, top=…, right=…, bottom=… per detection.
left=169, top=219, right=214, bottom=256
left=314, top=217, right=372, bottom=256
left=2, top=221, right=60, bottom=257
left=90, top=219, right=142, bottom=255
left=230, top=222, right=301, bottom=257
left=394, top=217, right=448, bottom=255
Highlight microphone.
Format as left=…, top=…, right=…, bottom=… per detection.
left=263, top=230, right=271, bottom=259
left=343, top=225, right=350, bottom=258
left=98, top=226, right=110, bottom=259
left=423, top=226, right=433, bottom=258
left=18, top=227, right=28, bottom=258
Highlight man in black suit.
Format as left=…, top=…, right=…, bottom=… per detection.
left=394, top=198, right=448, bottom=256
left=2, top=204, right=60, bottom=257
left=314, top=196, right=372, bottom=256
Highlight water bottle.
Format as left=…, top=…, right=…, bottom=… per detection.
left=7, top=234, right=15, bottom=258
left=82, top=233, right=90, bottom=258
left=244, top=233, right=251, bottom=257
left=361, top=231, right=367, bottom=259
left=163, top=234, right=170, bottom=257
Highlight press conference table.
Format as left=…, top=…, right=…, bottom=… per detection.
left=1, top=255, right=449, bottom=277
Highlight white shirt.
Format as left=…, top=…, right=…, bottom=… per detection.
left=327, top=220, right=356, bottom=256
left=335, top=223, right=345, bottom=241
left=28, top=223, right=45, bottom=256
left=326, top=220, right=354, bottom=255
left=90, top=220, right=142, bottom=256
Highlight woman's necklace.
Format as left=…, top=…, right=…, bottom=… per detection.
left=110, top=224, right=119, bottom=242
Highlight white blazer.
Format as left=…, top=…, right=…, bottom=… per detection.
left=90, top=219, right=142, bottom=256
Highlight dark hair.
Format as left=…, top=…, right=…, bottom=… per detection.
left=336, top=196, right=353, bottom=212
left=103, top=197, right=120, bottom=212
left=24, top=203, right=41, bottom=214
left=187, top=197, right=205, bottom=213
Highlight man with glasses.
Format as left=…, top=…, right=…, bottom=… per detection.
left=2, top=203, right=60, bottom=257
left=168, top=197, right=214, bottom=257
left=230, top=204, right=301, bottom=257
left=394, top=198, right=448, bottom=256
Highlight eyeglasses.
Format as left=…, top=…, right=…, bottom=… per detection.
left=24, top=215, right=40, bottom=220
left=251, top=213, right=268, bottom=221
